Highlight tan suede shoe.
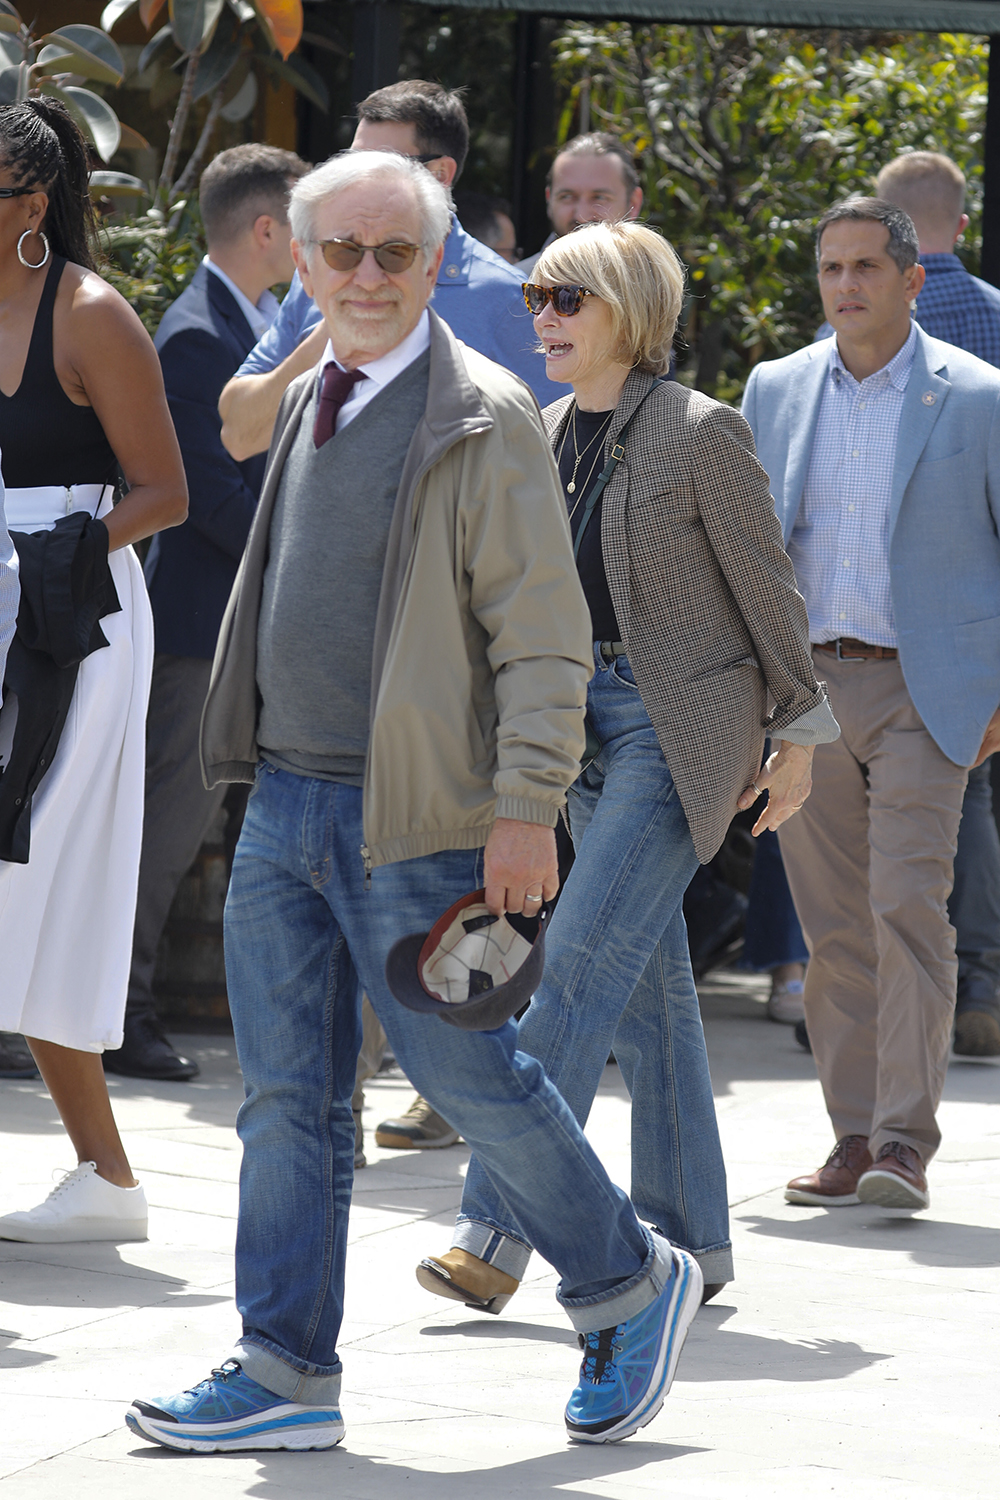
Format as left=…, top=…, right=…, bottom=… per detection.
left=416, top=1248, right=519, bottom=1314
left=785, top=1134, right=872, bottom=1206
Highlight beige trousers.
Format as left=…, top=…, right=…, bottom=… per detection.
left=778, top=652, right=968, bottom=1163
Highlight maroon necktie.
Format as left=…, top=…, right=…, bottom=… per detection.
left=313, top=364, right=367, bottom=448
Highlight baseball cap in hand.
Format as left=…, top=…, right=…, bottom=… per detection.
left=385, top=889, right=548, bottom=1031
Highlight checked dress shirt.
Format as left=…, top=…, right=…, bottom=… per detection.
left=789, top=320, right=917, bottom=649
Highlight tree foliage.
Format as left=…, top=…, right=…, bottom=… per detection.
left=100, top=200, right=205, bottom=335
left=552, top=25, right=988, bottom=398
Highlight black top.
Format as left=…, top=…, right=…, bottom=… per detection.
left=557, top=405, right=621, bottom=641
left=0, top=255, right=118, bottom=490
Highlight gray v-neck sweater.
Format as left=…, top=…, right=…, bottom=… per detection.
left=256, top=350, right=431, bottom=785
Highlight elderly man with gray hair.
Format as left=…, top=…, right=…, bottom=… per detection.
left=126, top=150, right=704, bottom=1454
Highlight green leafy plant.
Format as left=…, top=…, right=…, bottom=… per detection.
left=0, top=2, right=127, bottom=162
left=101, top=0, right=328, bottom=202
left=99, top=198, right=205, bottom=335
left=552, top=24, right=988, bottom=399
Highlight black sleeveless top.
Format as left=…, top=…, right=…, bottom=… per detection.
left=0, top=255, right=117, bottom=490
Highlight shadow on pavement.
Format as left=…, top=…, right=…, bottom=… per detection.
left=125, top=1437, right=709, bottom=1497
left=737, top=1210, right=1000, bottom=1267
left=681, top=1305, right=890, bottom=1381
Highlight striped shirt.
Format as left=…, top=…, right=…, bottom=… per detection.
left=789, top=321, right=917, bottom=648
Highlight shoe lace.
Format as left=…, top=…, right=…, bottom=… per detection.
left=42, top=1163, right=96, bottom=1203
left=577, top=1325, right=624, bottom=1386
left=192, top=1358, right=243, bottom=1395
left=824, top=1135, right=866, bottom=1170
left=402, top=1095, right=434, bottom=1122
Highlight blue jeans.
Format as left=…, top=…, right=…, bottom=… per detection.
left=454, top=650, right=732, bottom=1285
left=950, top=757, right=1000, bottom=1018
left=223, top=765, right=672, bottom=1406
left=742, top=828, right=809, bottom=971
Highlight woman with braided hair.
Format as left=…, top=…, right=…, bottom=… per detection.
left=0, top=97, right=187, bottom=1241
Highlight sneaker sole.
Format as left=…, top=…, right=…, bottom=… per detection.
left=415, top=1258, right=515, bottom=1315
left=856, top=1170, right=929, bottom=1210
left=0, top=1218, right=148, bottom=1243
left=567, top=1249, right=704, bottom=1444
left=125, top=1407, right=345, bottom=1453
left=784, top=1188, right=859, bottom=1206
left=374, top=1129, right=461, bottom=1149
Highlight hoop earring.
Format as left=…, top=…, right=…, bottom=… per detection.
left=17, top=229, right=50, bottom=270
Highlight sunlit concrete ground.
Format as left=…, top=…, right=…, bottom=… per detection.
left=0, top=969, right=996, bottom=1498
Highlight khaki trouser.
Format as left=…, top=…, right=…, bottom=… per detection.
left=778, top=652, right=968, bottom=1163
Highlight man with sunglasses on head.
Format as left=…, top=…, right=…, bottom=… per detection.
left=218, top=81, right=558, bottom=465
left=126, top=149, right=703, bottom=1454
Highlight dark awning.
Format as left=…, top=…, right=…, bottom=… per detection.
left=402, top=1, right=1000, bottom=28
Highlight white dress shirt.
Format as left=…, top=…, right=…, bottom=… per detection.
left=789, top=321, right=917, bottom=648
left=204, top=257, right=280, bottom=342
left=319, top=311, right=431, bottom=434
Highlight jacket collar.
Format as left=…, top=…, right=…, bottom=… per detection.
left=202, top=261, right=256, bottom=350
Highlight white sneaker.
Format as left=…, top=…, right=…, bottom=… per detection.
left=0, top=1161, right=147, bottom=1242
left=767, top=980, right=805, bottom=1025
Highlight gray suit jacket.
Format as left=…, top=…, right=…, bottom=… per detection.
left=544, top=370, right=836, bottom=861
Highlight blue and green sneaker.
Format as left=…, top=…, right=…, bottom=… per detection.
left=126, top=1358, right=345, bottom=1452
left=565, top=1246, right=702, bottom=1443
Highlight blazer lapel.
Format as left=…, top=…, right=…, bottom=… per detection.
left=776, top=343, right=829, bottom=541
left=888, top=330, right=950, bottom=537
left=205, top=264, right=256, bottom=354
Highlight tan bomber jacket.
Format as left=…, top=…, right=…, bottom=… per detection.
left=200, top=310, right=593, bottom=871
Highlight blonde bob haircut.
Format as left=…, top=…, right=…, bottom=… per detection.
left=535, top=220, right=685, bottom=375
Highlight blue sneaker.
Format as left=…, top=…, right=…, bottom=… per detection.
left=565, top=1246, right=702, bottom=1443
left=126, top=1359, right=345, bottom=1452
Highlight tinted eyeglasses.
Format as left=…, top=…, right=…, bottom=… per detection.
left=0, top=186, right=34, bottom=199
left=315, top=238, right=421, bottom=273
left=522, top=283, right=593, bottom=317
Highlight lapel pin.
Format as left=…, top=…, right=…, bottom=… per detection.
left=922, top=391, right=936, bottom=405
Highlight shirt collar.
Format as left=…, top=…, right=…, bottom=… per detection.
left=919, top=252, right=964, bottom=271
left=829, top=317, right=917, bottom=392
left=319, top=308, right=431, bottom=390
left=204, top=256, right=279, bottom=340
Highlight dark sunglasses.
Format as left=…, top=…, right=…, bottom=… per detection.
left=0, top=186, right=34, bottom=199
left=315, top=238, right=421, bottom=273
left=522, top=283, right=593, bottom=317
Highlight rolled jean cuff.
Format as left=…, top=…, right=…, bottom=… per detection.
left=234, top=1336, right=343, bottom=1406
left=688, top=1243, right=733, bottom=1284
left=452, top=1217, right=532, bottom=1281
left=559, top=1228, right=675, bottom=1336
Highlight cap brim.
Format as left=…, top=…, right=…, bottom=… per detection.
left=385, top=921, right=547, bottom=1032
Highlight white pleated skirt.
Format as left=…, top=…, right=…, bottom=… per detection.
left=0, top=485, right=153, bottom=1051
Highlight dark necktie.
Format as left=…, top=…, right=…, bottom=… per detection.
left=313, top=364, right=367, bottom=448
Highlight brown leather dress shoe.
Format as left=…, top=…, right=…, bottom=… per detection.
left=857, top=1141, right=929, bottom=1210
left=416, top=1248, right=518, bottom=1314
left=785, top=1134, right=872, bottom=1206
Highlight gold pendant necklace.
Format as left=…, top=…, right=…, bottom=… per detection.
left=565, top=406, right=613, bottom=494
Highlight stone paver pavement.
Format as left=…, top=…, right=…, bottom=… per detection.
left=0, top=971, right=996, bottom=1498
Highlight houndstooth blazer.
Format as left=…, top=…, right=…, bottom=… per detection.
left=544, top=369, right=830, bottom=863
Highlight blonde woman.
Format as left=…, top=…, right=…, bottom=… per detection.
left=419, top=220, right=838, bottom=1310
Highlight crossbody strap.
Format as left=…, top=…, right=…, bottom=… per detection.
left=572, top=377, right=668, bottom=561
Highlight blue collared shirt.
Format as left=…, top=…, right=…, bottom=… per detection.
left=237, top=218, right=560, bottom=406
left=909, top=252, right=1000, bottom=367
left=789, top=321, right=918, bottom=648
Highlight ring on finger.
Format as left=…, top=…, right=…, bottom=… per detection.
left=752, top=781, right=763, bottom=796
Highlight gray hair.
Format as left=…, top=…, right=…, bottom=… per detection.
left=815, top=196, right=919, bottom=274
left=289, top=150, right=452, bottom=256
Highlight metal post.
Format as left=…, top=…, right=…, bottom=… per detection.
left=511, top=13, right=536, bottom=238
left=981, top=36, right=1000, bottom=286
left=352, top=1, right=401, bottom=106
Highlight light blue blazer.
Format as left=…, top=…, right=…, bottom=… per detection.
left=742, top=326, right=1000, bottom=768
